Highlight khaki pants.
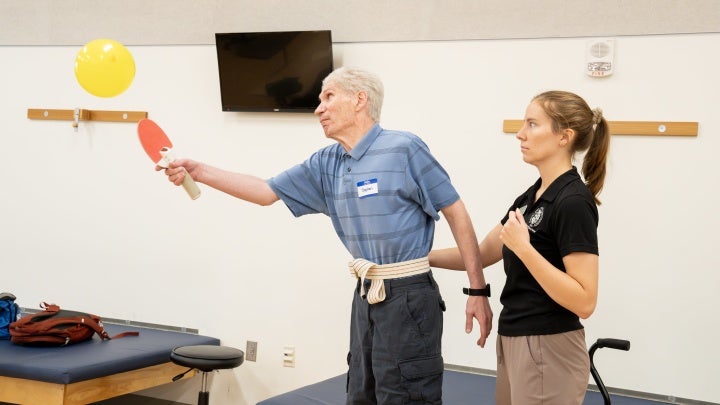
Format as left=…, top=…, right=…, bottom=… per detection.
left=496, top=329, right=590, bottom=405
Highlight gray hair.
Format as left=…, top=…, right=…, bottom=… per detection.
left=322, top=66, right=384, bottom=122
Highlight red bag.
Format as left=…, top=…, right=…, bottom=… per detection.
left=9, top=302, right=138, bottom=346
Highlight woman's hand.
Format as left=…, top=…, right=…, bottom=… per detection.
left=499, top=208, right=531, bottom=254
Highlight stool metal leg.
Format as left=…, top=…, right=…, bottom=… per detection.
left=198, top=371, right=210, bottom=405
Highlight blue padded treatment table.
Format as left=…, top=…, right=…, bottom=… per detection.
left=257, top=370, right=670, bottom=405
left=0, top=323, right=219, bottom=404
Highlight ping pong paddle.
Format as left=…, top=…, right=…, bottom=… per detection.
left=137, top=118, right=201, bottom=200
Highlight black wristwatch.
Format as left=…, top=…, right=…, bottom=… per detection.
left=463, top=284, right=490, bottom=297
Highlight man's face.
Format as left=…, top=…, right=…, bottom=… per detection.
left=314, top=81, right=357, bottom=139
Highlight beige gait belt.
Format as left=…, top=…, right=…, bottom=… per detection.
left=348, top=257, right=430, bottom=304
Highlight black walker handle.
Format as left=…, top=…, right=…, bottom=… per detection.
left=589, top=338, right=630, bottom=405
left=593, top=338, right=631, bottom=351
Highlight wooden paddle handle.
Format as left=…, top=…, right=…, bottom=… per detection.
left=181, top=170, right=201, bottom=200
left=159, top=148, right=201, bottom=200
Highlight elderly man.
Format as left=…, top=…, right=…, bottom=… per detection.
left=161, top=66, right=492, bottom=404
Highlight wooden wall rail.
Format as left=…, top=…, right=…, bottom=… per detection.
left=502, top=120, right=698, bottom=136
left=27, top=108, right=148, bottom=123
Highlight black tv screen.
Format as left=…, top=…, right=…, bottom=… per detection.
left=215, top=30, right=334, bottom=112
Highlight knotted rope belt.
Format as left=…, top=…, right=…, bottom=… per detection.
left=348, top=257, right=431, bottom=304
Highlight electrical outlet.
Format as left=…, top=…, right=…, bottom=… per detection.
left=283, top=346, right=295, bottom=368
left=246, top=340, right=258, bottom=362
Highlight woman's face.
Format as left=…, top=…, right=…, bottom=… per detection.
left=516, top=101, right=567, bottom=167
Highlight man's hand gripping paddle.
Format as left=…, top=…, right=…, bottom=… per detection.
left=137, top=119, right=201, bottom=200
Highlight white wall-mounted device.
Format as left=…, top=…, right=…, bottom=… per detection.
left=586, top=38, right=615, bottom=77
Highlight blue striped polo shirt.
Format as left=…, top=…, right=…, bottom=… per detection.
left=267, top=124, right=459, bottom=264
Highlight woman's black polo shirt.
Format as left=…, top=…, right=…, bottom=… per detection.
left=498, top=167, right=599, bottom=337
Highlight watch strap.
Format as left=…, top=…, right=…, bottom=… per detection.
left=462, top=284, right=490, bottom=297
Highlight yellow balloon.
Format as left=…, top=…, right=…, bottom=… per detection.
left=74, top=39, right=135, bottom=98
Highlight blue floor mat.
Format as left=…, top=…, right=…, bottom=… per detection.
left=257, top=370, right=669, bottom=405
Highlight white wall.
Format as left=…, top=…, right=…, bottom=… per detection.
left=2, top=33, right=718, bottom=404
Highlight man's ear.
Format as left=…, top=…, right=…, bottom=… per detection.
left=356, top=91, right=368, bottom=111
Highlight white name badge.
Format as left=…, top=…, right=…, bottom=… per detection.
left=357, top=179, right=379, bottom=198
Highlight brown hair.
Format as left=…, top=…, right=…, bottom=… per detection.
left=533, top=91, right=610, bottom=204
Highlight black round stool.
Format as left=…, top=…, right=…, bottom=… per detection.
left=170, top=345, right=244, bottom=405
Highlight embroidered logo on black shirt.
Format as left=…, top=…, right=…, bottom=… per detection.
left=528, top=206, right=544, bottom=230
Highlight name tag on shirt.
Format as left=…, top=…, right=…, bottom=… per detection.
left=357, top=179, right=379, bottom=198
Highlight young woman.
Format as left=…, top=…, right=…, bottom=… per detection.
left=430, top=90, right=610, bottom=404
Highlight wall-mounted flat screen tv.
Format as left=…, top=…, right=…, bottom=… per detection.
left=215, top=30, right=334, bottom=112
